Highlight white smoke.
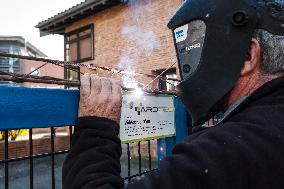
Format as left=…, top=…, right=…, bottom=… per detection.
left=121, top=26, right=160, bottom=56
left=118, top=26, right=160, bottom=88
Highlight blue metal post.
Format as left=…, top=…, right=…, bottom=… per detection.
left=157, top=96, right=189, bottom=168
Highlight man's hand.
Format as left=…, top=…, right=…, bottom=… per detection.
left=78, top=73, right=122, bottom=124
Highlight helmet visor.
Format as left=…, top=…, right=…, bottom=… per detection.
left=174, top=20, right=206, bottom=80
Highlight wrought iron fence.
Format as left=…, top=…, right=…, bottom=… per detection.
left=0, top=126, right=159, bottom=189
left=0, top=118, right=223, bottom=189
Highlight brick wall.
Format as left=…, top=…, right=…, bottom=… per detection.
left=0, top=136, right=70, bottom=160
left=65, top=0, right=183, bottom=88
left=20, top=59, right=64, bottom=88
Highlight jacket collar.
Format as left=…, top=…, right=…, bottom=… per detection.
left=219, top=76, right=284, bottom=124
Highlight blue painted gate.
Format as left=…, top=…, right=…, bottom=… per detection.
left=0, top=86, right=190, bottom=189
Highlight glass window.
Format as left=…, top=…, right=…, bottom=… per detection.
left=155, top=69, right=178, bottom=92
left=65, top=24, right=94, bottom=62
left=166, top=73, right=178, bottom=91
left=64, top=24, right=94, bottom=81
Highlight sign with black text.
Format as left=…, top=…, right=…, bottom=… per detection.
left=120, top=93, right=176, bottom=143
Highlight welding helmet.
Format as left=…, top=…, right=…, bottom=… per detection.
left=168, top=0, right=284, bottom=126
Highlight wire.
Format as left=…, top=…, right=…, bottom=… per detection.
left=0, top=52, right=180, bottom=82
left=143, top=61, right=177, bottom=90
left=0, top=52, right=180, bottom=94
left=23, top=62, right=49, bottom=78
left=0, top=70, right=177, bottom=95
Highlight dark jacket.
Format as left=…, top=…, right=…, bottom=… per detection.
left=63, top=77, right=284, bottom=189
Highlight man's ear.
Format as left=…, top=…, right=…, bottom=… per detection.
left=241, top=38, right=261, bottom=76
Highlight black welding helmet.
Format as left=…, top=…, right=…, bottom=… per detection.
left=168, top=0, right=284, bottom=126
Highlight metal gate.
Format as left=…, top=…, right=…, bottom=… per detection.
left=0, top=86, right=190, bottom=189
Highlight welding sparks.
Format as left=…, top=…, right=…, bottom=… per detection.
left=134, top=88, right=143, bottom=98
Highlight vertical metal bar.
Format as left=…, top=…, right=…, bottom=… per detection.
left=64, top=35, right=68, bottom=88
left=51, top=127, right=55, bottom=189
left=138, top=142, right=142, bottom=175
left=77, top=32, right=80, bottom=61
left=127, top=143, right=131, bottom=181
left=76, top=32, right=81, bottom=80
left=174, top=96, right=189, bottom=142
left=91, top=24, right=94, bottom=60
left=147, top=140, right=152, bottom=171
left=4, top=130, right=9, bottom=189
left=69, top=126, right=73, bottom=146
left=29, top=129, right=33, bottom=189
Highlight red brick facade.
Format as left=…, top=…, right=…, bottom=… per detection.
left=0, top=136, right=70, bottom=160
left=20, top=59, right=64, bottom=88
left=65, top=0, right=183, bottom=88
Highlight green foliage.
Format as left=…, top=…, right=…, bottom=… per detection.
left=0, top=130, right=28, bottom=141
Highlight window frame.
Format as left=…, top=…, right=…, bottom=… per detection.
left=64, top=24, right=94, bottom=82
left=64, top=24, right=94, bottom=63
left=153, top=68, right=177, bottom=91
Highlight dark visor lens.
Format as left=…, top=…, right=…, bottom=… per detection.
left=174, top=20, right=206, bottom=80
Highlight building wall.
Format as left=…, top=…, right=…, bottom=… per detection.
left=0, top=40, right=64, bottom=88
left=65, top=0, right=183, bottom=89
left=0, top=136, right=70, bottom=160
left=20, top=59, right=64, bottom=88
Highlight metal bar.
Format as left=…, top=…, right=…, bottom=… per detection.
left=0, top=74, right=80, bottom=87
left=0, top=150, right=70, bottom=164
left=0, top=52, right=180, bottom=82
left=4, top=130, right=9, bottom=189
left=138, top=142, right=142, bottom=175
left=0, top=70, right=76, bottom=82
left=51, top=127, right=56, bottom=189
left=23, top=62, right=49, bottom=78
left=69, top=126, right=73, bottom=146
left=0, top=52, right=84, bottom=74
left=29, top=129, right=34, bottom=189
left=147, top=140, right=152, bottom=171
left=0, top=86, right=79, bottom=130
left=127, top=143, right=131, bottom=181
left=0, top=73, right=177, bottom=95
left=174, top=97, right=190, bottom=143
left=157, top=96, right=189, bottom=168
left=123, top=169, right=158, bottom=181
left=157, top=138, right=175, bottom=168
left=143, top=61, right=177, bottom=89
left=0, top=86, right=176, bottom=130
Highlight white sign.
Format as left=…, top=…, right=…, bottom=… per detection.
left=120, top=93, right=176, bottom=143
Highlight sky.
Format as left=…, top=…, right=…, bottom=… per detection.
left=0, top=0, right=85, bottom=60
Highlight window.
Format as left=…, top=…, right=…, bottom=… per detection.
left=64, top=24, right=94, bottom=81
left=166, top=73, right=178, bottom=91
left=153, top=68, right=178, bottom=91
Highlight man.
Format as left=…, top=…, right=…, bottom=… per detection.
left=63, top=0, right=284, bottom=188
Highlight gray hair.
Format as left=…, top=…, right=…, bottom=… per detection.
left=253, top=29, right=284, bottom=74
left=253, top=0, right=284, bottom=74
